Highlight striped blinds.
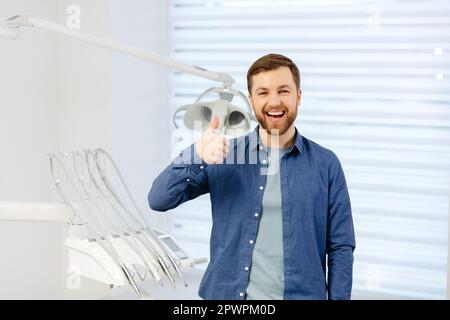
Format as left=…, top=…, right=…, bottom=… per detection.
left=168, top=0, right=450, bottom=299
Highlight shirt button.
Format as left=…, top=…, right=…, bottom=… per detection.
left=259, top=145, right=264, bottom=150
left=249, top=240, right=254, bottom=244
left=186, top=178, right=190, bottom=182
left=254, top=213, right=259, bottom=218
left=200, top=165, right=204, bottom=170
left=259, top=186, right=264, bottom=190
left=244, top=267, right=249, bottom=271
left=239, top=292, right=244, bottom=297
left=262, top=159, right=267, bottom=164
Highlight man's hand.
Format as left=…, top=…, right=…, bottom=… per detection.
left=195, top=116, right=230, bottom=164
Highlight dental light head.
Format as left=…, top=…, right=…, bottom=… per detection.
left=183, top=99, right=250, bottom=131
left=174, top=86, right=256, bottom=138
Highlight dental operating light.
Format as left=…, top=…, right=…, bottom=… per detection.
left=174, top=86, right=255, bottom=136
left=5, top=15, right=255, bottom=136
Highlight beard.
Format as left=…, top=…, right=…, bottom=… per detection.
left=255, top=103, right=298, bottom=136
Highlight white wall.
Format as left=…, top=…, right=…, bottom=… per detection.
left=0, top=1, right=114, bottom=198
left=110, top=0, right=171, bottom=231
left=0, top=0, right=58, bottom=202
left=0, top=0, right=178, bottom=299
left=0, top=0, right=62, bottom=299
left=0, top=0, right=114, bottom=299
left=55, top=0, right=113, bottom=152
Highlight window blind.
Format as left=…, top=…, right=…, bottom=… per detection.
left=168, top=0, right=450, bottom=299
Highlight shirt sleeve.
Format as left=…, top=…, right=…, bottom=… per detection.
left=326, top=152, right=356, bottom=300
left=148, top=143, right=210, bottom=212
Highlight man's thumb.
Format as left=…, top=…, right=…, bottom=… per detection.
left=208, top=115, right=219, bottom=131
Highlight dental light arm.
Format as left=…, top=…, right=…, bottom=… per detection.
left=5, top=15, right=255, bottom=136
left=6, top=15, right=235, bottom=87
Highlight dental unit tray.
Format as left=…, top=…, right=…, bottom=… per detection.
left=49, top=149, right=207, bottom=299
left=65, top=226, right=207, bottom=288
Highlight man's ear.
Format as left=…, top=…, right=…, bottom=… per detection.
left=248, top=94, right=253, bottom=106
left=297, top=89, right=302, bottom=105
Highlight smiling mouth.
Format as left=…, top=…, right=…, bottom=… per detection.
left=265, top=110, right=286, bottom=119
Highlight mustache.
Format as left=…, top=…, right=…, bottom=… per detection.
left=262, top=102, right=289, bottom=113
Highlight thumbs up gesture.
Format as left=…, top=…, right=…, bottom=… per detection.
left=195, top=116, right=230, bottom=164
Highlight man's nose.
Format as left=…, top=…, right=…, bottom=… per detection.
left=268, top=93, right=282, bottom=106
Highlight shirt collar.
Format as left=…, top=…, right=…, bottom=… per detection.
left=249, top=125, right=303, bottom=155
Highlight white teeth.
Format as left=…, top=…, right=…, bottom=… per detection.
left=267, top=111, right=284, bottom=116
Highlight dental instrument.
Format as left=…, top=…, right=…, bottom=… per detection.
left=49, top=153, right=151, bottom=299
left=71, top=151, right=162, bottom=285
left=81, top=150, right=177, bottom=288
left=93, top=148, right=189, bottom=287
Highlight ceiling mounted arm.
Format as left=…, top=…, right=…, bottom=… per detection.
left=6, top=15, right=235, bottom=87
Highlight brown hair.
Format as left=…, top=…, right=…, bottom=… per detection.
left=247, top=53, right=300, bottom=95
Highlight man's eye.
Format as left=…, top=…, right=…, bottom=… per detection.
left=258, top=92, right=267, bottom=96
left=280, top=90, right=290, bottom=94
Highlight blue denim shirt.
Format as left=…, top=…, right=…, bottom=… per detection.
left=148, top=126, right=356, bottom=300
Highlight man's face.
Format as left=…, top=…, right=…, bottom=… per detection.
left=249, top=66, right=301, bottom=135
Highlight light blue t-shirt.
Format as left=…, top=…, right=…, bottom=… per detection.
left=245, top=146, right=292, bottom=300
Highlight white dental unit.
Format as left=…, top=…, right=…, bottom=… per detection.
left=0, top=14, right=254, bottom=300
